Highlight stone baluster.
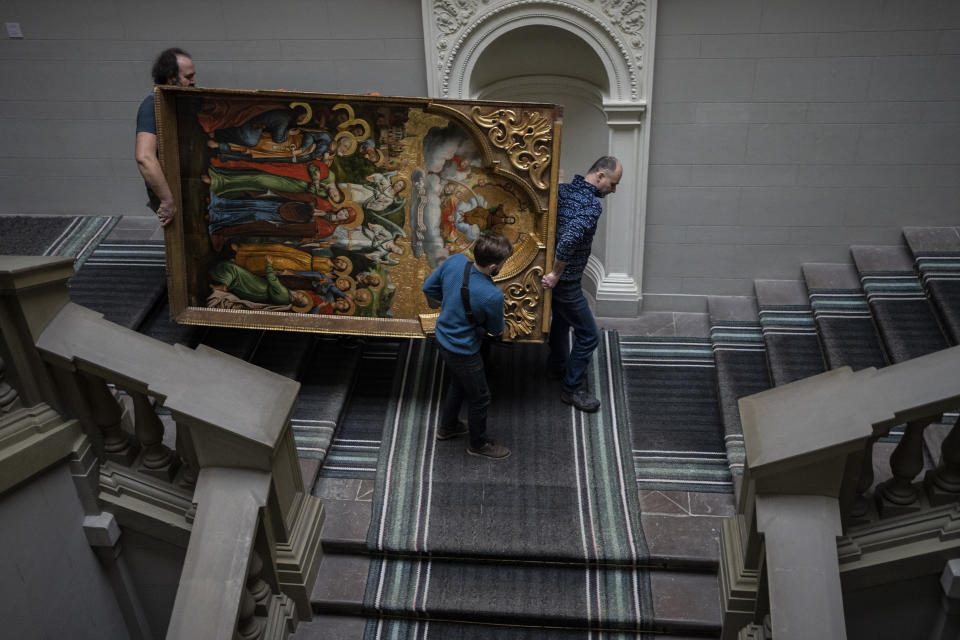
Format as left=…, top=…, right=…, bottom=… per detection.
left=0, top=353, right=23, bottom=413
left=82, top=372, right=139, bottom=465
left=235, top=551, right=267, bottom=640
left=878, top=417, right=937, bottom=517
left=131, top=390, right=178, bottom=480
left=848, top=435, right=879, bottom=521
left=247, top=551, right=271, bottom=616
left=175, top=425, right=199, bottom=490
left=738, top=614, right=772, bottom=639
left=926, top=414, right=960, bottom=506
left=235, top=583, right=263, bottom=640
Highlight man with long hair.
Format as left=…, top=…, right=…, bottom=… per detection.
left=135, top=47, right=196, bottom=227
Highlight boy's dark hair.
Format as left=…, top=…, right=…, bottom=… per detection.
left=151, top=47, right=191, bottom=85
left=587, top=155, right=619, bottom=175
left=473, top=232, right=513, bottom=268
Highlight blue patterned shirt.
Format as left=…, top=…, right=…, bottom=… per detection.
left=554, top=174, right=603, bottom=282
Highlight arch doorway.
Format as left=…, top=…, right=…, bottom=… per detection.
left=470, top=25, right=608, bottom=187
left=424, top=1, right=654, bottom=316
left=469, top=25, right=614, bottom=297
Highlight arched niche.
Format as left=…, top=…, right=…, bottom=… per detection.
left=422, top=0, right=656, bottom=316
left=438, top=3, right=635, bottom=103
left=470, top=24, right=609, bottom=185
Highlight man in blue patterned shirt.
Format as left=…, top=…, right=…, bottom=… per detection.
left=542, top=156, right=622, bottom=412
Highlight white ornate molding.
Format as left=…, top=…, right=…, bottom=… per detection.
left=423, top=0, right=652, bottom=102
left=584, top=256, right=642, bottom=315
left=421, top=0, right=658, bottom=316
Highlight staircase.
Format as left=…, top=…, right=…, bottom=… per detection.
left=73, top=224, right=959, bottom=638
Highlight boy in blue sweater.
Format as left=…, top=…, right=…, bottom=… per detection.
left=422, top=232, right=513, bottom=459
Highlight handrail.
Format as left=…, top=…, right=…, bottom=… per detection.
left=0, top=256, right=324, bottom=639
left=720, top=345, right=960, bottom=639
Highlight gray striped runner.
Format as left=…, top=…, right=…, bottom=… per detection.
left=363, top=334, right=652, bottom=631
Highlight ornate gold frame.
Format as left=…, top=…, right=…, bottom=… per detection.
left=157, top=87, right=560, bottom=340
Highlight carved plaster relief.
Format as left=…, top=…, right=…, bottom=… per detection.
left=423, top=0, right=650, bottom=103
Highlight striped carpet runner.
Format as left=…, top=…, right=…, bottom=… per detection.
left=757, top=303, right=826, bottom=386
left=709, top=321, right=770, bottom=487
left=860, top=269, right=949, bottom=362
left=68, top=239, right=168, bottom=329
left=0, top=215, right=118, bottom=268
left=362, top=334, right=653, bottom=632
left=315, top=339, right=402, bottom=478
left=808, top=286, right=887, bottom=371
left=43, top=216, right=119, bottom=268
left=915, top=252, right=960, bottom=344
left=620, top=336, right=733, bottom=494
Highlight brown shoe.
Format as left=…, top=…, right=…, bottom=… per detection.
left=467, top=441, right=511, bottom=460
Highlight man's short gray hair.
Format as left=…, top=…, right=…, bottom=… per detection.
left=587, top=156, right=619, bottom=175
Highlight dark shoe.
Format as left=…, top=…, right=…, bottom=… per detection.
left=561, top=388, right=601, bottom=413
left=436, top=421, right=469, bottom=440
left=467, top=441, right=511, bottom=460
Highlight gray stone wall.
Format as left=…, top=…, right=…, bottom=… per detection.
left=0, top=0, right=427, bottom=216
left=0, top=462, right=128, bottom=639
left=121, top=528, right=186, bottom=639
left=645, top=0, right=960, bottom=309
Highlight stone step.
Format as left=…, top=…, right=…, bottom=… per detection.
left=291, top=614, right=719, bottom=639
left=249, top=330, right=318, bottom=380
left=197, top=325, right=264, bottom=361
left=801, top=262, right=888, bottom=371
left=903, top=227, right=960, bottom=345
left=851, top=245, right=950, bottom=363
left=292, top=337, right=365, bottom=491
left=137, top=296, right=202, bottom=347
left=707, top=295, right=770, bottom=503
left=903, top=226, right=960, bottom=255
left=314, top=476, right=724, bottom=569
left=754, top=279, right=826, bottom=386
left=308, top=552, right=721, bottom=636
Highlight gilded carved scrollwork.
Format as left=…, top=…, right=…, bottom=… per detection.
left=471, top=107, right=552, bottom=190
left=503, top=267, right=544, bottom=339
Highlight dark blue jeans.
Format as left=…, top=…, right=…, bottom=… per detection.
left=547, top=278, right=600, bottom=393
left=437, top=343, right=491, bottom=449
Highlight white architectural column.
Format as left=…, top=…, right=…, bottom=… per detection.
left=588, top=102, right=647, bottom=316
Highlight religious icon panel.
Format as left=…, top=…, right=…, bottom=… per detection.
left=157, top=87, right=561, bottom=340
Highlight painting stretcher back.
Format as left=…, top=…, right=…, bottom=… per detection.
left=157, top=87, right=561, bottom=340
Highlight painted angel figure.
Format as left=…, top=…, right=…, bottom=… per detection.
left=317, top=220, right=406, bottom=265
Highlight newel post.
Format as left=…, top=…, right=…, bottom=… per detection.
left=0, top=256, right=74, bottom=411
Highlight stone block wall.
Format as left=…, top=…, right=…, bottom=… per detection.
left=645, top=0, right=960, bottom=309
left=0, top=0, right=427, bottom=216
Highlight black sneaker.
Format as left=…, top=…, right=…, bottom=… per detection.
left=467, top=441, right=511, bottom=460
left=560, top=388, right=601, bottom=413
left=436, top=421, right=469, bottom=440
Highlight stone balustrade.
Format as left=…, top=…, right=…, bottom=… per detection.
left=719, top=345, right=960, bottom=639
left=0, top=256, right=324, bottom=639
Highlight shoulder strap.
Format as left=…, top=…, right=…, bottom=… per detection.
left=460, top=261, right=477, bottom=325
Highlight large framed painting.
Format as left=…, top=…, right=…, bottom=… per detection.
left=156, top=87, right=561, bottom=340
